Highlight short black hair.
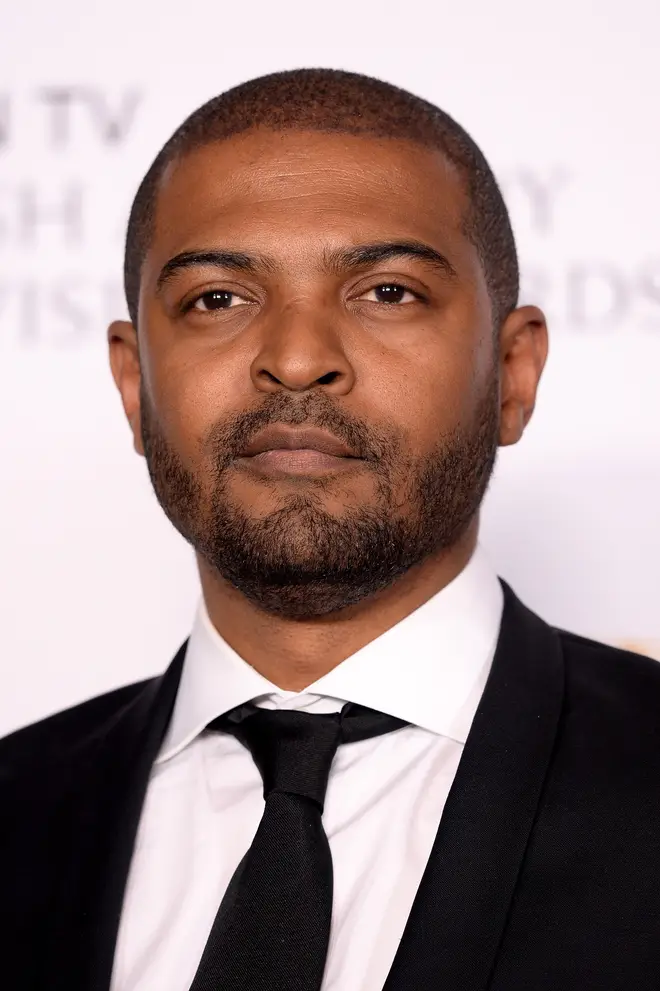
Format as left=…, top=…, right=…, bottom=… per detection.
left=124, top=68, right=519, bottom=328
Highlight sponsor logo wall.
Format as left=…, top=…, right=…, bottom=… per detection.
left=1, top=1, right=659, bottom=734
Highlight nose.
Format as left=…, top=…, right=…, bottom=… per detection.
left=250, top=303, right=355, bottom=396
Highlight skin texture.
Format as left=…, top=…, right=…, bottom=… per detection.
left=109, top=129, right=548, bottom=689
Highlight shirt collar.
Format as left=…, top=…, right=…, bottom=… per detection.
left=157, top=545, right=503, bottom=763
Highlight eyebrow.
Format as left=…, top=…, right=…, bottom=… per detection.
left=156, top=250, right=273, bottom=293
left=155, top=239, right=459, bottom=294
left=325, top=241, right=459, bottom=281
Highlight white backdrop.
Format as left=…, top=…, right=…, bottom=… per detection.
left=1, top=0, right=659, bottom=736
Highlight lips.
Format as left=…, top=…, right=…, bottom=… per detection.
left=239, top=426, right=358, bottom=459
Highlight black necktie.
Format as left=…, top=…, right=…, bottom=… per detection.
left=188, top=701, right=409, bottom=991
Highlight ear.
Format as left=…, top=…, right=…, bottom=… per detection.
left=108, top=320, right=144, bottom=455
left=497, top=305, right=549, bottom=447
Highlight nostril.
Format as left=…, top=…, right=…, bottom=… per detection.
left=260, top=369, right=283, bottom=385
left=318, top=371, right=340, bottom=385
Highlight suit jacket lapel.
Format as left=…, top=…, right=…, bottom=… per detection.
left=43, top=643, right=186, bottom=991
left=383, top=583, right=565, bottom=991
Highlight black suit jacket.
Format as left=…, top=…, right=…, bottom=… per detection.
left=2, top=583, right=660, bottom=990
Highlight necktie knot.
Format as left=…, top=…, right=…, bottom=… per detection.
left=210, top=702, right=408, bottom=811
left=227, top=707, right=343, bottom=809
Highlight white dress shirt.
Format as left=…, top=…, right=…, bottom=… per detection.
left=111, top=546, right=504, bottom=991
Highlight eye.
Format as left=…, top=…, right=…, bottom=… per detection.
left=189, top=290, right=248, bottom=311
left=360, top=283, right=420, bottom=305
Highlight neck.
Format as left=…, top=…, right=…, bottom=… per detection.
left=197, top=524, right=478, bottom=691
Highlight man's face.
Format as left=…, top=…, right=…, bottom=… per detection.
left=111, top=129, right=544, bottom=618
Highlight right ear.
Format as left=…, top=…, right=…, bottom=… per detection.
left=108, top=320, right=144, bottom=455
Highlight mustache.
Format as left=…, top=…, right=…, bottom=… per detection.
left=206, top=393, right=389, bottom=466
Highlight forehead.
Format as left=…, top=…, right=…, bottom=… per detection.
left=149, top=130, right=472, bottom=263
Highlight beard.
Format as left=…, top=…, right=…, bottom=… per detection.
left=140, top=379, right=499, bottom=619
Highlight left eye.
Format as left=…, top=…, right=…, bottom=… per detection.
left=361, top=284, right=418, bottom=304
left=191, top=290, right=246, bottom=311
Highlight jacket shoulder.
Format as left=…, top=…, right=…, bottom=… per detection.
left=556, top=626, right=660, bottom=723
left=0, top=677, right=158, bottom=776
left=557, top=627, right=660, bottom=678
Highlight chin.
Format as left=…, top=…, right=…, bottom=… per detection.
left=226, top=486, right=368, bottom=525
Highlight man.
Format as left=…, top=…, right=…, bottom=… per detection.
left=2, top=67, right=660, bottom=991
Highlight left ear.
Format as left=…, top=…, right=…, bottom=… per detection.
left=497, top=305, right=549, bottom=447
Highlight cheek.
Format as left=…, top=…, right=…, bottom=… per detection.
left=363, top=343, right=483, bottom=456
left=360, top=291, right=493, bottom=445
left=140, top=342, right=244, bottom=465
